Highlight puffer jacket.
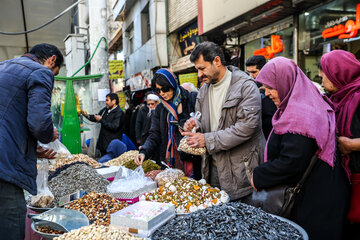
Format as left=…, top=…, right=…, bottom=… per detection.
left=196, top=65, right=266, bottom=200
left=0, top=54, right=54, bottom=195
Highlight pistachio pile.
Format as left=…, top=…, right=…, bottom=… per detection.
left=104, top=150, right=140, bottom=166
left=142, top=177, right=229, bottom=214
left=178, top=137, right=206, bottom=155
left=65, top=192, right=128, bottom=226
left=53, top=154, right=101, bottom=169
left=53, top=224, right=144, bottom=240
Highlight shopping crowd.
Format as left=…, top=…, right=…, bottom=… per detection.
left=1, top=41, right=360, bottom=240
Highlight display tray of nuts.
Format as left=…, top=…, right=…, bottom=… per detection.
left=31, top=221, right=67, bottom=239
left=104, top=150, right=140, bottom=166
left=53, top=154, right=102, bottom=170
left=142, top=177, right=230, bottom=214
left=65, top=192, right=128, bottom=226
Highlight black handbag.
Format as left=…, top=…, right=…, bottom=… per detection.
left=250, top=155, right=318, bottom=218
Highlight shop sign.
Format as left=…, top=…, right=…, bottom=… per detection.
left=128, top=69, right=153, bottom=91
left=170, top=55, right=194, bottom=72
left=253, top=35, right=283, bottom=59
left=109, top=60, right=124, bottom=79
left=179, top=73, right=198, bottom=87
left=117, top=91, right=126, bottom=110
left=178, top=22, right=201, bottom=57
left=322, top=3, right=360, bottom=39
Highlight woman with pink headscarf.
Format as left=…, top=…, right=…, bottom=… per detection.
left=250, top=57, right=349, bottom=239
left=320, top=50, right=360, bottom=239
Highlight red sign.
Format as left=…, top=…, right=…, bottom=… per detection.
left=253, top=35, right=283, bottom=59
left=322, top=3, right=360, bottom=39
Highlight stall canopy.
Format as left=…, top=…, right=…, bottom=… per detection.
left=0, top=0, right=73, bottom=62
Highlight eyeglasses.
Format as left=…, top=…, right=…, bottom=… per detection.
left=147, top=102, right=156, bottom=106
left=154, top=86, right=171, bottom=94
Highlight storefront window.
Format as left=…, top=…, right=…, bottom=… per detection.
left=298, top=0, right=360, bottom=83
left=244, top=27, right=294, bottom=66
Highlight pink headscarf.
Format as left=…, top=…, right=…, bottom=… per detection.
left=256, top=57, right=336, bottom=167
left=321, top=50, right=360, bottom=178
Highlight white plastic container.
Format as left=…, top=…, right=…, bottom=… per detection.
left=110, top=201, right=175, bottom=237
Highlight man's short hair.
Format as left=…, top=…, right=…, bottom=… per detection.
left=30, top=43, right=64, bottom=68
left=245, top=55, right=266, bottom=70
left=106, top=92, right=119, bottom=105
left=190, top=41, right=226, bottom=65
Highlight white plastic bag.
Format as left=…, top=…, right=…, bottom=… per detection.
left=178, top=111, right=206, bottom=155
left=155, top=168, right=185, bottom=186
left=107, top=166, right=154, bottom=193
left=30, top=160, right=54, bottom=208
left=38, top=139, right=72, bottom=160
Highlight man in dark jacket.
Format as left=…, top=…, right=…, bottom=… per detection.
left=82, top=93, right=124, bottom=156
left=0, top=43, right=63, bottom=239
left=246, top=55, right=277, bottom=139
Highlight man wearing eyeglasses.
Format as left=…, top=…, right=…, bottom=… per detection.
left=183, top=42, right=265, bottom=202
left=246, top=55, right=277, bottom=139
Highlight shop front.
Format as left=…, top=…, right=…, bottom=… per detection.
left=298, top=0, right=360, bottom=83
left=241, top=17, right=295, bottom=69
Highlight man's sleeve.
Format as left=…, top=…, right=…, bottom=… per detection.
left=27, top=68, right=54, bottom=144
left=205, top=81, right=262, bottom=154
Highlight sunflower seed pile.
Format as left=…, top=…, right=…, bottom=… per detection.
left=48, top=163, right=109, bottom=207
left=151, top=202, right=304, bottom=240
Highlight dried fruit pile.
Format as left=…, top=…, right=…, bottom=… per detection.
left=152, top=202, right=304, bottom=240
left=65, top=192, right=128, bottom=226
left=142, top=177, right=229, bottom=214
left=54, top=224, right=144, bottom=240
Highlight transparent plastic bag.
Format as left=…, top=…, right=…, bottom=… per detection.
left=38, top=139, right=72, bottom=160
left=178, top=111, right=206, bottom=155
left=155, top=168, right=185, bottom=186
left=107, top=166, right=154, bottom=193
left=30, top=160, right=54, bottom=208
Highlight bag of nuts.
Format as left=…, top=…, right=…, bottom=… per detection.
left=31, top=160, right=54, bottom=208
left=178, top=111, right=206, bottom=156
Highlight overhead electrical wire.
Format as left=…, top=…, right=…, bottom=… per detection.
left=0, top=0, right=87, bottom=35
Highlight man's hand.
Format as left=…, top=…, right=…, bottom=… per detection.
left=51, top=128, right=59, bottom=142
left=94, top=114, right=102, bottom=121
left=182, top=132, right=206, bottom=148
left=37, top=145, right=57, bottom=159
left=338, top=136, right=356, bottom=155
left=135, top=153, right=145, bottom=166
left=250, top=174, right=258, bottom=191
left=183, top=118, right=197, bottom=132
left=81, top=110, right=89, bottom=118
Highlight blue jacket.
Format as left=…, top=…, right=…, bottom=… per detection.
left=0, top=55, right=54, bottom=195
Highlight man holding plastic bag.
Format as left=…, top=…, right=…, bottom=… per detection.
left=0, top=43, right=63, bottom=240
left=183, top=42, right=265, bottom=201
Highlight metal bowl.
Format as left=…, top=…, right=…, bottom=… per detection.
left=31, top=221, right=67, bottom=239
left=270, top=214, right=309, bottom=240
left=27, top=205, right=53, bottom=213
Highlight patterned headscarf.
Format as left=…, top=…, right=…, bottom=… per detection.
left=153, top=68, right=181, bottom=168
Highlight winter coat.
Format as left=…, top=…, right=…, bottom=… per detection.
left=135, top=105, right=149, bottom=142
left=140, top=87, right=197, bottom=164
left=0, top=55, right=55, bottom=195
left=89, top=106, right=124, bottom=155
left=196, top=65, right=265, bottom=200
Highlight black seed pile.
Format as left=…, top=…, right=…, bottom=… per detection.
left=152, top=202, right=304, bottom=240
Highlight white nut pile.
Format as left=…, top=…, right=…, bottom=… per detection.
left=178, top=137, right=206, bottom=155
left=54, top=154, right=102, bottom=169
left=104, top=150, right=140, bottom=166
left=53, top=224, right=144, bottom=240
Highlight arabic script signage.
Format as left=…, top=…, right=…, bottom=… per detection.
left=322, top=3, right=360, bottom=39
left=178, top=22, right=201, bottom=57
left=253, top=35, right=283, bottom=59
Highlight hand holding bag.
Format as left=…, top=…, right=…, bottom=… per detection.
left=250, top=155, right=318, bottom=218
